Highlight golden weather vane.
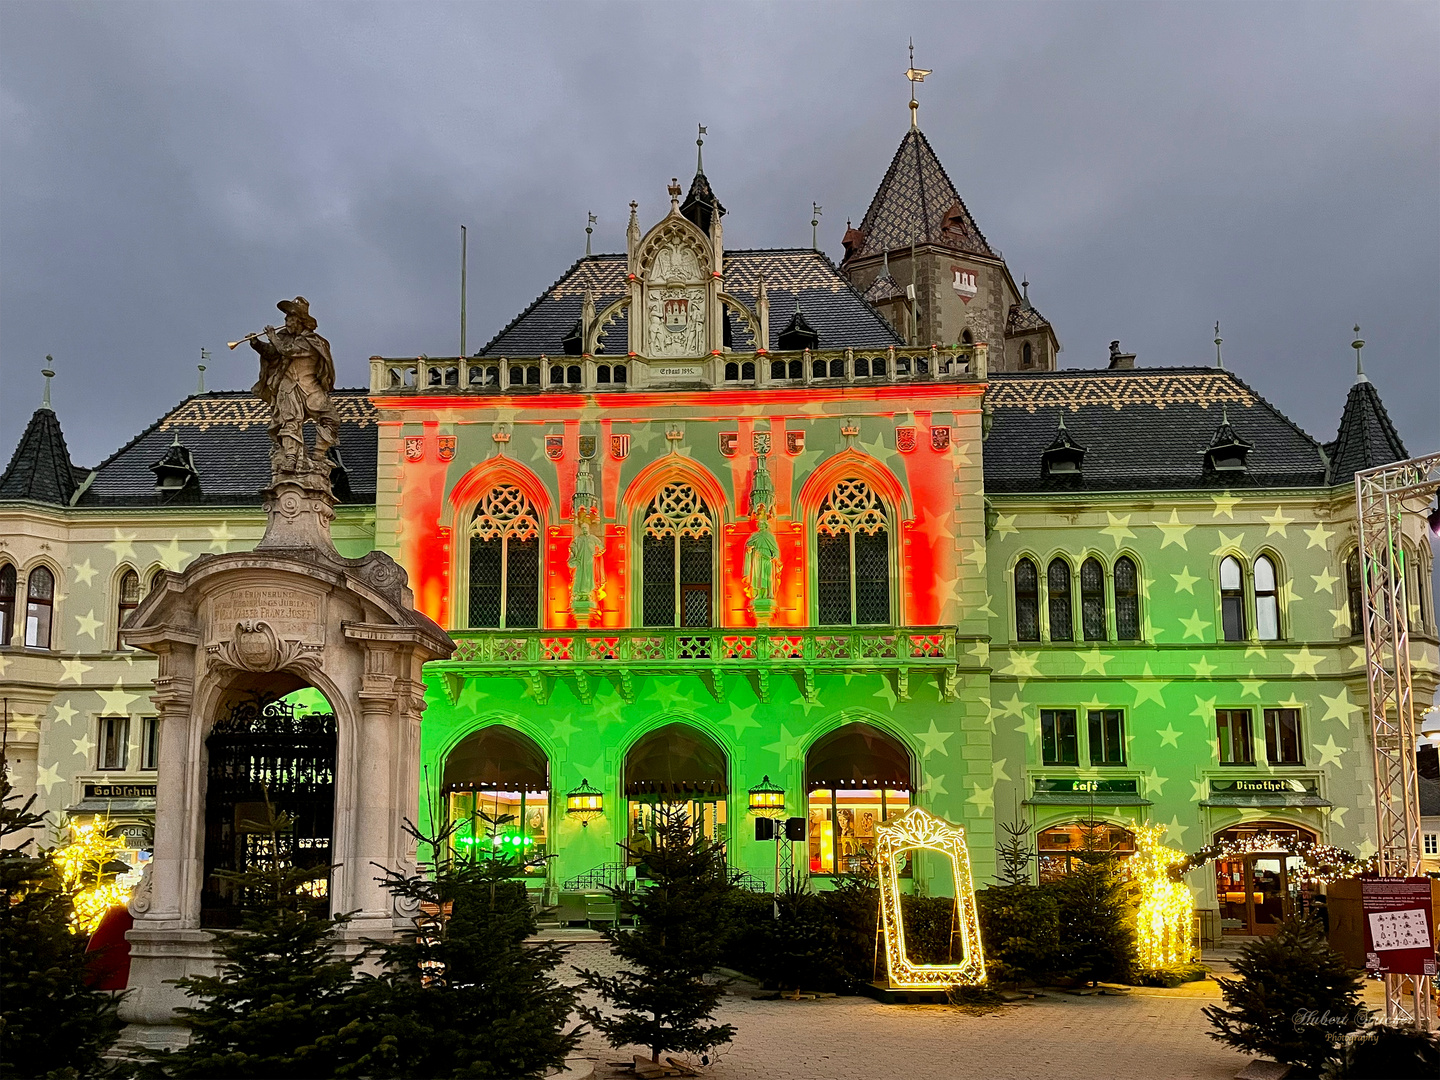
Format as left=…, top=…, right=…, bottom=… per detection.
left=905, top=38, right=932, bottom=129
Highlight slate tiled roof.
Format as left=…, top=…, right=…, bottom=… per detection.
left=1006, top=302, right=1053, bottom=335
left=1326, top=378, right=1408, bottom=485
left=862, top=272, right=906, bottom=304
left=479, top=249, right=902, bottom=357
left=984, top=368, right=1330, bottom=493
left=0, top=407, right=78, bottom=505
left=74, top=390, right=377, bottom=507
left=844, top=128, right=995, bottom=263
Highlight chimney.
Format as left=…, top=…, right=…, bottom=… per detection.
left=1108, top=340, right=1136, bottom=369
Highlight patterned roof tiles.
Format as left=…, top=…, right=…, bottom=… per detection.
left=0, top=406, right=78, bottom=506
left=1005, top=303, right=1053, bottom=335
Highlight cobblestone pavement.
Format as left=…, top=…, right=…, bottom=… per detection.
left=557, top=943, right=1254, bottom=1080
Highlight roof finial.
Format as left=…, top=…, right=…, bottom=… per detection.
left=586, top=212, right=596, bottom=256
left=1352, top=324, right=1367, bottom=383
left=1214, top=321, right=1224, bottom=369
left=668, top=177, right=681, bottom=212
left=41, top=355, right=55, bottom=410
left=1022, top=278, right=1030, bottom=307
left=198, top=347, right=210, bottom=393
left=811, top=202, right=822, bottom=250
left=1056, top=411, right=1067, bottom=431
left=696, top=124, right=706, bottom=173
left=905, top=38, right=931, bottom=130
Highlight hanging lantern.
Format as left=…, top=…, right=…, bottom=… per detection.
left=747, top=775, right=786, bottom=818
left=565, top=778, right=604, bottom=827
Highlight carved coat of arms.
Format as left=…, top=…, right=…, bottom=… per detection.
left=752, top=431, right=772, bottom=456
left=786, top=431, right=805, bottom=455
left=437, top=435, right=456, bottom=462
left=545, top=435, right=565, bottom=461
left=404, top=436, right=424, bottom=462
left=578, top=435, right=597, bottom=460
left=931, top=426, right=951, bottom=452
left=610, top=433, right=631, bottom=460
left=895, top=427, right=917, bottom=453
left=719, top=432, right=738, bottom=457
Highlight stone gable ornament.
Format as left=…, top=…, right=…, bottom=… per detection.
left=545, top=435, right=565, bottom=461
left=896, top=426, right=917, bottom=453
left=404, top=436, right=425, bottom=462
left=210, top=620, right=321, bottom=675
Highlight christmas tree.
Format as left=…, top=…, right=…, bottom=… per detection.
left=139, top=792, right=361, bottom=1080
left=578, top=803, right=737, bottom=1064
left=1203, top=916, right=1363, bottom=1074
left=340, top=818, right=581, bottom=1079
left=0, top=760, right=123, bottom=1078
left=1048, top=819, right=1136, bottom=985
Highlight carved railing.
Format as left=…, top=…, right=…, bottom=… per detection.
left=369, top=344, right=985, bottom=395
left=434, top=625, right=964, bottom=704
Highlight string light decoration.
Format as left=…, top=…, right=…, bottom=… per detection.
left=52, top=817, right=133, bottom=934
left=1132, top=824, right=1194, bottom=969
left=874, top=807, right=986, bottom=989
left=1169, top=833, right=1376, bottom=885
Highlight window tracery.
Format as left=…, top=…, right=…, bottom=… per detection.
left=641, top=483, right=714, bottom=628
left=816, top=480, right=890, bottom=626
left=469, top=485, right=540, bottom=629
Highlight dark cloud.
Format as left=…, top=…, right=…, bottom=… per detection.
left=2, top=1, right=1436, bottom=468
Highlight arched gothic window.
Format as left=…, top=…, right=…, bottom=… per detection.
left=1220, top=556, right=1246, bottom=641
left=117, top=570, right=140, bottom=649
left=816, top=479, right=890, bottom=625
left=1114, top=556, right=1140, bottom=640
left=469, top=485, right=540, bottom=629
left=1080, top=557, right=1106, bottom=641
left=642, top=483, right=714, bottom=628
left=1047, top=559, right=1073, bottom=641
left=0, top=564, right=15, bottom=647
left=1014, top=558, right=1040, bottom=642
left=1254, top=555, right=1280, bottom=641
left=1021, top=342, right=1033, bottom=368
left=149, top=568, right=167, bottom=594
left=24, top=565, right=55, bottom=649
left=1345, top=551, right=1363, bottom=637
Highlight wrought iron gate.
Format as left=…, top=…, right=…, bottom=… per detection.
left=201, top=696, right=337, bottom=927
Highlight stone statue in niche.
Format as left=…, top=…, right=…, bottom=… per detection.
left=744, top=506, right=782, bottom=621
left=569, top=462, right=604, bottom=625
left=249, top=296, right=339, bottom=491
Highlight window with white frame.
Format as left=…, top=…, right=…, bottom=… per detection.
left=1254, top=555, right=1281, bottom=641
left=140, top=716, right=160, bottom=771
left=99, top=716, right=129, bottom=770
left=24, top=566, right=54, bottom=649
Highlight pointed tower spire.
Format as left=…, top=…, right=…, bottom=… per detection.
left=1352, top=324, right=1367, bottom=383
left=905, top=39, right=931, bottom=130
left=41, top=355, right=54, bottom=410
left=1214, top=322, right=1224, bottom=369
left=198, top=348, right=210, bottom=393
left=696, top=123, right=706, bottom=173
left=586, top=212, right=596, bottom=257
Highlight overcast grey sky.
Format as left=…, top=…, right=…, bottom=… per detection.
left=2, top=1, right=1436, bottom=469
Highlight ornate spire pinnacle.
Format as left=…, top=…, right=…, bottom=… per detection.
left=1214, top=322, right=1224, bottom=369
left=1352, top=324, right=1367, bottom=383
left=198, top=347, right=210, bottom=393
left=696, top=124, right=706, bottom=173
left=905, top=38, right=931, bottom=130
left=668, top=178, right=681, bottom=213
left=811, top=202, right=822, bottom=250
left=586, top=212, right=596, bottom=256
left=1022, top=278, right=1030, bottom=307
left=41, top=355, right=54, bottom=410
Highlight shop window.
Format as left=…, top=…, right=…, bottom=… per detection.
left=1047, top=559, right=1073, bottom=641
left=1345, top=552, right=1363, bottom=636
left=1080, top=557, right=1106, bottom=641
left=1220, top=556, right=1246, bottom=641
left=1114, top=555, right=1140, bottom=640
left=99, top=715, right=129, bottom=770
left=1216, top=709, right=1254, bottom=765
left=1264, top=708, right=1303, bottom=766
left=816, top=479, right=890, bottom=626
left=24, top=566, right=54, bottom=649
left=1037, top=822, right=1135, bottom=883
left=1041, top=709, right=1079, bottom=766
left=625, top=724, right=728, bottom=866
left=641, top=483, right=714, bottom=628
left=1014, top=558, right=1040, bottom=641
left=1254, top=555, right=1280, bottom=640
left=469, top=485, right=541, bottom=629
left=139, top=717, right=160, bottom=771
left=1087, top=709, right=1125, bottom=765
left=443, top=726, right=549, bottom=873
left=1214, top=823, right=1314, bottom=935
left=0, top=563, right=15, bottom=646
left=805, top=723, right=913, bottom=876
left=116, top=570, right=140, bottom=649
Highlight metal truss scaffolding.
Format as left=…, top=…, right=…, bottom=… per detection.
left=1356, top=452, right=1440, bottom=1030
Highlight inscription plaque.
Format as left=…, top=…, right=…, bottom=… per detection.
left=211, top=586, right=323, bottom=642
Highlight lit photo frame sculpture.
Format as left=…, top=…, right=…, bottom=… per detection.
left=875, top=806, right=987, bottom=989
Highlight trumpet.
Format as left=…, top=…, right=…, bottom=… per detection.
left=227, top=328, right=275, bottom=350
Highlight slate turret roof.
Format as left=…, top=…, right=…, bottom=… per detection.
left=478, top=250, right=902, bottom=357
left=1326, top=378, right=1408, bottom=486
left=1005, top=302, right=1054, bottom=335
left=71, top=390, right=377, bottom=507
left=843, top=128, right=995, bottom=264
left=984, top=368, right=1329, bottom=493
left=0, top=406, right=80, bottom=506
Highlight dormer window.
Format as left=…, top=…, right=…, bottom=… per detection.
left=1204, top=407, right=1253, bottom=474
left=150, top=437, right=200, bottom=496
left=1041, top=415, right=1086, bottom=478
left=562, top=320, right=584, bottom=356
left=777, top=304, right=819, bottom=352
